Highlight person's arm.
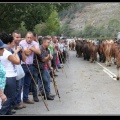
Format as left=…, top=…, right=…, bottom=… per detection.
left=16, top=46, right=26, bottom=62
left=41, top=54, right=50, bottom=62
left=29, top=46, right=41, bottom=55
left=0, top=88, right=7, bottom=104
left=8, top=47, right=20, bottom=65
left=23, top=48, right=32, bottom=56
left=52, top=44, right=56, bottom=50
left=21, top=49, right=26, bottom=62
left=47, top=60, right=53, bottom=71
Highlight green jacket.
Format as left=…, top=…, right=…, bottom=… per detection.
left=48, top=43, right=53, bottom=55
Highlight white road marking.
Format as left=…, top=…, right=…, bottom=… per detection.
left=103, top=69, right=117, bottom=81
left=96, top=62, right=117, bottom=81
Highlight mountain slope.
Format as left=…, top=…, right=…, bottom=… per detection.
left=60, top=3, right=120, bottom=32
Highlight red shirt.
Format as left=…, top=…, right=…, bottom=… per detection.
left=43, top=64, right=48, bottom=70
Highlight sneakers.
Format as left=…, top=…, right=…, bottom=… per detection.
left=11, top=109, right=16, bottom=114
left=33, top=97, right=39, bottom=102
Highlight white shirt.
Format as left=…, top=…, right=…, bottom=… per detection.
left=0, top=49, right=17, bottom=77
left=58, top=43, right=64, bottom=52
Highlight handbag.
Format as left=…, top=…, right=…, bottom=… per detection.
left=16, top=64, right=25, bottom=80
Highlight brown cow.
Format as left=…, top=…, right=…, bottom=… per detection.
left=82, top=41, right=90, bottom=61
left=98, top=40, right=106, bottom=63
left=113, top=44, right=120, bottom=80
left=69, top=40, right=76, bottom=51
left=89, top=42, right=98, bottom=63
left=75, top=40, right=83, bottom=57
left=103, top=43, right=112, bottom=66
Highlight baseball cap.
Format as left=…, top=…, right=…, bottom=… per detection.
left=0, top=39, right=8, bottom=48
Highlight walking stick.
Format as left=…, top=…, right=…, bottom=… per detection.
left=24, top=62, right=50, bottom=111
left=66, top=49, right=70, bottom=63
left=46, top=68, right=61, bottom=101
left=58, top=52, right=64, bottom=73
left=35, top=35, right=49, bottom=102
left=58, top=52, right=67, bottom=78
left=35, top=55, right=48, bottom=102
left=50, top=69, right=61, bottom=102
left=47, top=69, right=57, bottom=95
left=62, top=51, right=69, bottom=68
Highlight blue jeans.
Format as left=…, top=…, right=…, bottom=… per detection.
left=13, top=80, right=21, bottom=106
left=17, top=64, right=33, bottom=102
left=13, top=79, right=21, bottom=106
left=57, top=60, right=61, bottom=67
left=0, top=77, right=16, bottom=115
left=46, top=69, right=51, bottom=93
left=41, top=69, right=50, bottom=97
left=17, top=78, right=24, bottom=104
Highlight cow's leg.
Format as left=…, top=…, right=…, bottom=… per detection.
left=111, top=57, right=114, bottom=64
left=105, top=55, right=109, bottom=66
left=109, top=56, right=112, bottom=66
left=117, top=66, right=119, bottom=80
left=105, top=60, right=108, bottom=66
left=114, top=58, right=117, bottom=65
left=90, top=56, right=92, bottom=63
left=76, top=52, right=78, bottom=57
left=93, top=52, right=97, bottom=63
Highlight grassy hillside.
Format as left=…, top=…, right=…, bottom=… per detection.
left=59, top=3, right=120, bottom=38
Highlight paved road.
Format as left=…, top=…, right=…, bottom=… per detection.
left=15, top=50, right=120, bottom=115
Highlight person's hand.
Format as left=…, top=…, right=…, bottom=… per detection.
left=50, top=66, right=53, bottom=71
left=47, top=54, right=50, bottom=59
left=1, top=94, right=7, bottom=104
left=11, top=46, right=21, bottom=54
left=29, top=46, right=35, bottom=51
left=49, top=54, right=53, bottom=60
left=16, top=46, right=22, bottom=52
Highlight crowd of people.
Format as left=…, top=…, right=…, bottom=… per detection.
left=0, top=31, right=69, bottom=115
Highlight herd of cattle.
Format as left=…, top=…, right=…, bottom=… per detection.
left=68, top=38, right=120, bottom=80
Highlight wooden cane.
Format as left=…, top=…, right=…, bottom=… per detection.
left=24, top=62, right=49, bottom=111
left=35, top=55, right=48, bottom=102
left=51, top=69, right=61, bottom=102
left=58, top=52, right=67, bottom=78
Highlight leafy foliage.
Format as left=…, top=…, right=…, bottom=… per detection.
left=0, top=3, right=27, bottom=33
left=0, top=3, right=72, bottom=35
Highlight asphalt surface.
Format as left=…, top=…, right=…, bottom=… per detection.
left=15, top=50, right=120, bottom=116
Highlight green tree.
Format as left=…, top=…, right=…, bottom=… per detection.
left=82, top=24, right=94, bottom=38
left=0, top=3, right=27, bottom=33
left=53, top=3, right=73, bottom=12
left=60, top=24, right=73, bottom=37
left=34, top=23, right=47, bottom=36
left=18, top=21, right=27, bottom=38
left=23, top=3, right=53, bottom=31
left=107, top=18, right=120, bottom=37
left=45, top=7, right=60, bottom=36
